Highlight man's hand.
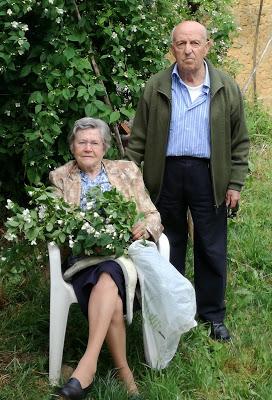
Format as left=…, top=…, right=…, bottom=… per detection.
left=225, top=189, right=240, bottom=209
left=131, top=221, right=150, bottom=241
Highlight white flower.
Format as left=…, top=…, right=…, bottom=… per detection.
left=57, top=219, right=63, bottom=226
left=82, top=222, right=95, bottom=234
left=4, top=110, right=11, bottom=116
left=93, top=212, right=99, bottom=218
left=86, top=200, right=95, bottom=210
left=7, top=9, right=13, bottom=16
left=22, top=24, right=29, bottom=31
left=18, top=50, right=24, bottom=55
left=131, top=26, right=137, bottom=33
left=31, top=239, right=37, bottom=245
left=23, top=209, right=31, bottom=223
left=69, top=235, right=75, bottom=248
left=28, top=191, right=33, bottom=196
left=56, top=17, right=61, bottom=24
left=48, top=0, right=54, bottom=4
left=49, top=241, right=55, bottom=246
left=210, top=28, right=218, bottom=34
left=112, top=32, right=117, bottom=39
left=26, top=6, right=32, bottom=12
left=6, top=199, right=14, bottom=210
left=4, top=232, right=17, bottom=241
left=94, top=231, right=100, bottom=238
left=30, top=161, right=35, bottom=166
left=11, top=21, right=19, bottom=28
left=1, top=257, right=7, bottom=262
left=15, top=102, right=20, bottom=107
left=141, top=14, right=146, bottom=19
left=106, top=224, right=116, bottom=234
left=138, top=5, right=143, bottom=10
left=18, top=39, right=24, bottom=46
left=38, top=205, right=47, bottom=219
left=56, top=7, right=64, bottom=14
left=120, top=46, right=125, bottom=52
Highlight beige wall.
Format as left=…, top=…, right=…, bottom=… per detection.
left=227, top=0, right=272, bottom=110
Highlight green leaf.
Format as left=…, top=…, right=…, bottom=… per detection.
left=46, top=222, right=54, bottom=232
left=94, top=100, right=108, bottom=112
left=35, top=104, right=42, bottom=114
left=85, top=103, right=97, bottom=116
left=59, top=232, right=66, bottom=243
left=120, top=107, right=134, bottom=119
left=20, top=64, right=32, bottom=78
left=7, top=219, right=19, bottom=227
left=62, top=88, right=71, bottom=100
left=63, top=47, right=76, bottom=60
left=109, top=111, right=120, bottom=124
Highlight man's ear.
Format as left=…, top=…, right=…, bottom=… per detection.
left=206, top=39, right=213, bottom=50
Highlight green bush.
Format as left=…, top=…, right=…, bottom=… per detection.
left=0, top=0, right=236, bottom=205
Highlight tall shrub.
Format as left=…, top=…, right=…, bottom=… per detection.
left=0, top=0, right=236, bottom=204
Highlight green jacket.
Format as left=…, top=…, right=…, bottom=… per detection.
left=125, top=60, right=250, bottom=207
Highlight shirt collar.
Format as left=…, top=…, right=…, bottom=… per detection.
left=172, top=60, right=210, bottom=90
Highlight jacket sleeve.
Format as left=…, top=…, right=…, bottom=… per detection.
left=48, top=170, right=65, bottom=198
left=124, top=89, right=149, bottom=167
left=228, top=84, right=250, bottom=191
left=129, top=162, right=163, bottom=242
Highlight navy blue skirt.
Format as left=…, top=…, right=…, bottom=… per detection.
left=71, top=260, right=126, bottom=318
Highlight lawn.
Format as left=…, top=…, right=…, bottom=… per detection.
left=0, top=141, right=271, bottom=399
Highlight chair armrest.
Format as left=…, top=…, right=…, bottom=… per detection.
left=47, top=243, right=63, bottom=282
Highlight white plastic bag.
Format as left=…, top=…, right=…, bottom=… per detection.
left=128, top=240, right=197, bottom=369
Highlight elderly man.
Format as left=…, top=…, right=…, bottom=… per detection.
left=125, top=21, right=249, bottom=341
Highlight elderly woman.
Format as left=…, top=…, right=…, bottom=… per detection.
left=49, top=117, right=163, bottom=400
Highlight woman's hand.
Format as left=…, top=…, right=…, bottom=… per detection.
left=131, top=221, right=150, bottom=241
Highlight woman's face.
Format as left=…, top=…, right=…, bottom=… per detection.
left=71, top=128, right=106, bottom=173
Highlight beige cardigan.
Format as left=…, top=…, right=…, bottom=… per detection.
left=49, top=159, right=163, bottom=242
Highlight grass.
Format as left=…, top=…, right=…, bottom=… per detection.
left=1, top=111, right=272, bottom=399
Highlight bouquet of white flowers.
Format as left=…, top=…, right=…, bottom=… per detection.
left=5, top=185, right=143, bottom=257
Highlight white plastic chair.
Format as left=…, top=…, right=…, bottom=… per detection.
left=47, top=233, right=170, bottom=385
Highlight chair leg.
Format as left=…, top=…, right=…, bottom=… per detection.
left=49, top=291, right=72, bottom=385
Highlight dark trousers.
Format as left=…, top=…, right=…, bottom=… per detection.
left=157, top=156, right=227, bottom=322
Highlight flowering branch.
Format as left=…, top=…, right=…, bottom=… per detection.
left=4, top=186, right=143, bottom=258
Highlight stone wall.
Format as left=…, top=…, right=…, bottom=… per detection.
left=227, top=0, right=272, bottom=110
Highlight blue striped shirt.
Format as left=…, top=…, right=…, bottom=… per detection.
left=166, top=62, right=211, bottom=158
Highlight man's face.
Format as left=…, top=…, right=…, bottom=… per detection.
left=171, top=22, right=211, bottom=76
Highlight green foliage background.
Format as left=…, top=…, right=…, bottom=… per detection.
left=0, top=0, right=236, bottom=204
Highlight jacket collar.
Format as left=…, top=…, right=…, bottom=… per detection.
left=156, top=64, right=175, bottom=98
left=205, top=59, right=224, bottom=97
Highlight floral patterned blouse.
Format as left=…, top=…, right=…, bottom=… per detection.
left=79, top=165, right=112, bottom=210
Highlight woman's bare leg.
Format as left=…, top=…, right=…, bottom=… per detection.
left=71, top=273, right=120, bottom=388
left=106, top=297, right=139, bottom=395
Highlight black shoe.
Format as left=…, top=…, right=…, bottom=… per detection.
left=210, top=322, right=231, bottom=341
left=58, top=377, right=91, bottom=400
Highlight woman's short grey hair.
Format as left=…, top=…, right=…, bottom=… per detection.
left=68, top=117, right=112, bottom=151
